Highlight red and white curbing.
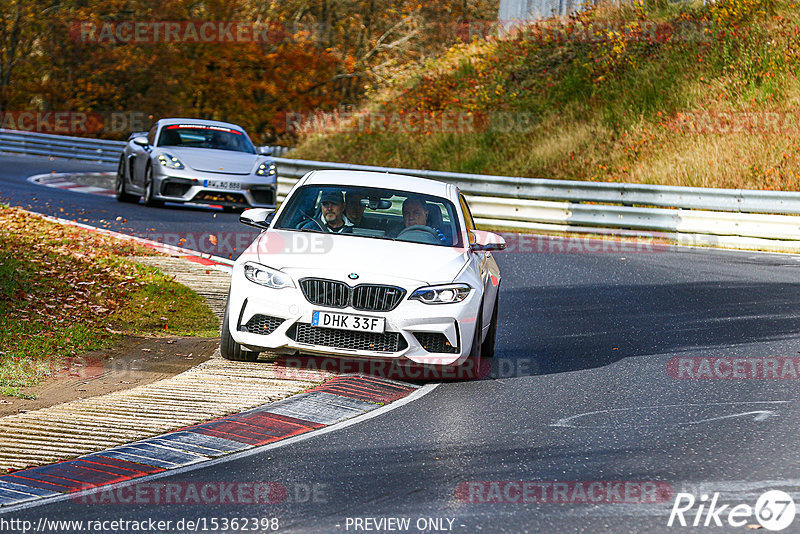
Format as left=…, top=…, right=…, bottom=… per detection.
left=0, top=377, right=422, bottom=509
left=28, top=172, right=117, bottom=198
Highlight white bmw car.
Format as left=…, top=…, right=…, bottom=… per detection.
left=221, top=170, right=505, bottom=378
left=116, top=118, right=277, bottom=210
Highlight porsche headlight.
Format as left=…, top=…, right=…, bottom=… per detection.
left=157, top=153, right=184, bottom=169
left=410, top=284, right=471, bottom=304
left=243, top=262, right=294, bottom=289
left=257, top=162, right=277, bottom=176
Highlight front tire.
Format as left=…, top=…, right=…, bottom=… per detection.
left=143, top=165, right=164, bottom=207
left=115, top=157, right=138, bottom=203
left=221, top=306, right=260, bottom=362
left=459, top=306, right=487, bottom=379
left=481, top=295, right=499, bottom=359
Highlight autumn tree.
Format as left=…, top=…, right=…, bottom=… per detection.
left=2, top=0, right=498, bottom=142
left=0, top=0, right=62, bottom=113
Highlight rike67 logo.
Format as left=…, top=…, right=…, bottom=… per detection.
left=668, top=490, right=796, bottom=531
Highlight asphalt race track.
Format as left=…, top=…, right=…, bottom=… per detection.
left=0, top=154, right=259, bottom=260
left=3, top=154, right=800, bottom=533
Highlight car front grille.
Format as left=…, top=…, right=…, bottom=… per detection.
left=300, top=279, right=350, bottom=308
left=162, top=181, right=192, bottom=197
left=240, top=314, right=285, bottom=335
left=300, top=278, right=405, bottom=312
left=192, top=191, right=247, bottom=205
left=251, top=188, right=275, bottom=205
left=413, top=332, right=459, bottom=354
left=352, top=285, right=405, bottom=312
left=287, top=323, right=408, bottom=353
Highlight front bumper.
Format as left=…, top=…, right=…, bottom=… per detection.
left=227, top=268, right=481, bottom=367
left=152, top=168, right=277, bottom=208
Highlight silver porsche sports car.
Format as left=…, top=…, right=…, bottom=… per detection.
left=116, top=118, right=277, bottom=210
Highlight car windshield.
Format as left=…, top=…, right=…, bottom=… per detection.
left=157, top=124, right=256, bottom=154
left=274, top=185, right=463, bottom=247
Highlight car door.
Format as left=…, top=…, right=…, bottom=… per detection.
left=459, top=192, right=498, bottom=337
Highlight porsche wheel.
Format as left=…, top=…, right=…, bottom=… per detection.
left=115, top=157, right=138, bottom=203
left=143, top=165, right=163, bottom=207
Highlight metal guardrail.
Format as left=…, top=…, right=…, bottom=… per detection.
left=3, top=129, right=800, bottom=248
left=272, top=157, right=800, bottom=246
left=272, top=157, right=800, bottom=215
left=0, top=129, right=125, bottom=164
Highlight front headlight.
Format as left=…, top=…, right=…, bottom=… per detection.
left=256, top=162, right=277, bottom=176
left=243, top=262, right=294, bottom=289
left=409, top=284, right=471, bottom=304
left=157, top=153, right=184, bottom=169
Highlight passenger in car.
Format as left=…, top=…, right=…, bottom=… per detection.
left=345, top=190, right=366, bottom=226
left=346, top=189, right=388, bottom=232
left=300, top=190, right=353, bottom=233
left=400, top=197, right=451, bottom=245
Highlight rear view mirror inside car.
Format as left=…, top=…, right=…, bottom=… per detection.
left=362, top=198, right=392, bottom=210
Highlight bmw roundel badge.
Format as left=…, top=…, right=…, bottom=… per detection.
left=348, top=273, right=359, bottom=280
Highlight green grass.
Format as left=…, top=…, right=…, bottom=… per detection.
left=112, top=262, right=220, bottom=338
left=292, top=0, right=800, bottom=191
left=0, top=206, right=218, bottom=398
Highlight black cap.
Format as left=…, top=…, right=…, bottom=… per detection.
left=320, top=190, right=344, bottom=204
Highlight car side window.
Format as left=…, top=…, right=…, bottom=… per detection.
left=459, top=193, right=477, bottom=244
left=147, top=125, right=157, bottom=146
left=459, top=194, right=476, bottom=230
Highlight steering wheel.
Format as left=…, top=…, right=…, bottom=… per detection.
left=397, top=225, right=440, bottom=243
left=298, top=214, right=325, bottom=232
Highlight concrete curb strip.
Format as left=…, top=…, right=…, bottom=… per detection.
left=0, top=377, right=419, bottom=508
left=0, top=355, right=335, bottom=473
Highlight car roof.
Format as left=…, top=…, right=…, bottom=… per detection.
left=156, top=118, right=246, bottom=132
left=302, top=170, right=453, bottom=199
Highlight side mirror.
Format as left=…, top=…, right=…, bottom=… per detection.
left=257, top=146, right=273, bottom=156
left=132, top=136, right=149, bottom=147
left=469, top=231, right=506, bottom=252
left=240, top=208, right=275, bottom=229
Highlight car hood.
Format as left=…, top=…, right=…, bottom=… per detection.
left=244, top=230, right=469, bottom=286
left=160, top=147, right=257, bottom=175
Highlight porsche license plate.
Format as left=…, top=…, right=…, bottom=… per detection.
left=312, top=311, right=385, bottom=333
left=204, top=179, right=240, bottom=190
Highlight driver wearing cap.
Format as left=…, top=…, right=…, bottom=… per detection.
left=301, top=190, right=353, bottom=233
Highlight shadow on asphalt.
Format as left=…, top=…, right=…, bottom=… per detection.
left=495, top=281, right=800, bottom=377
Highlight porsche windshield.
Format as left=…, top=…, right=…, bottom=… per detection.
left=274, top=185, right=463, bottom=247
left=157, top=124, right=256, bottom=153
